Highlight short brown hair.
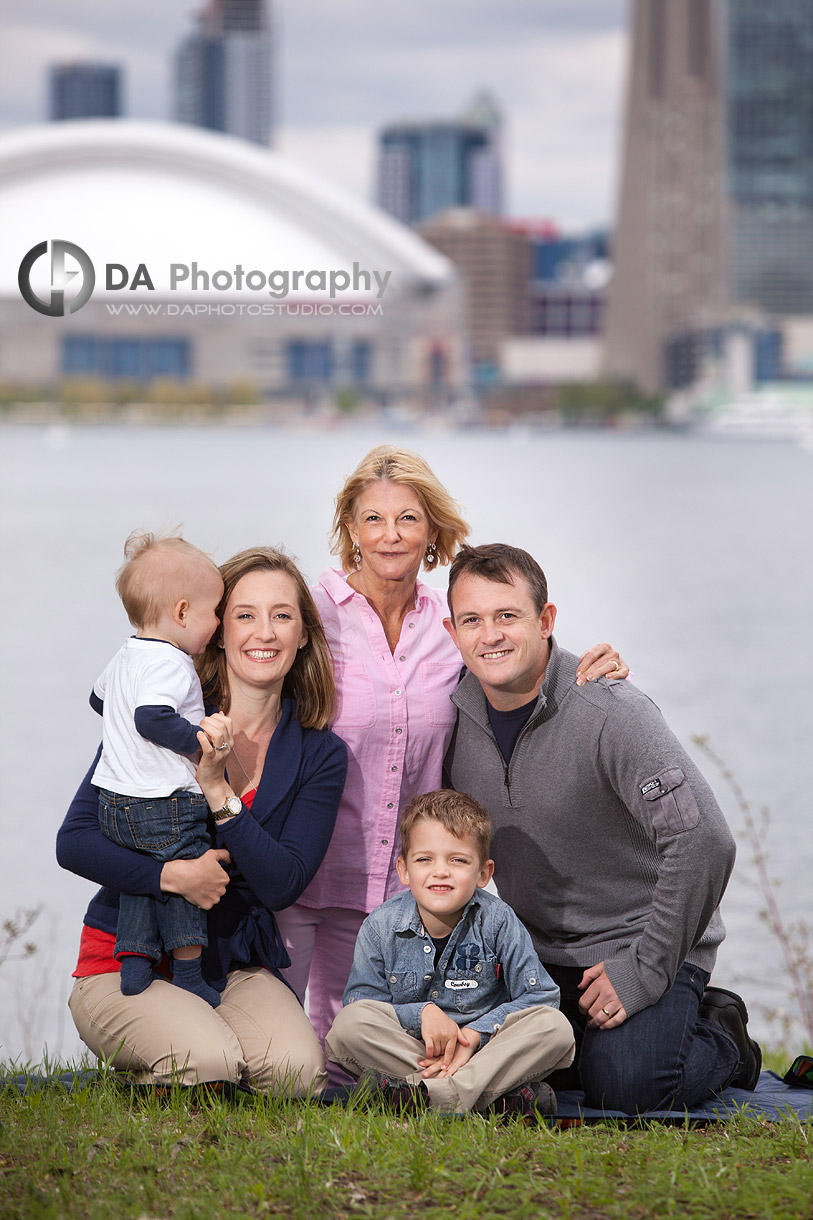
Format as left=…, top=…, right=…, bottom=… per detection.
left=447, top=543, right=549, bottom=620
left=195, top=546, right=336, bottom=730
left=400, top=790, right=492, bottom=866
left=330, top=445, right=470, bottom=572
left=115, top=529, right=218, bottom=630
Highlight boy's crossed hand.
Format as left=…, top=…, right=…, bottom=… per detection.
left=417, top=1002, right=481, bottom=1078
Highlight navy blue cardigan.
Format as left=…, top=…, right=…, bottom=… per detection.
left=56, top=699, right=348, bottom=991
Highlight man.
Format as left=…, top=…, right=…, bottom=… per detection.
left=442, top=543, right=760, bottom=1112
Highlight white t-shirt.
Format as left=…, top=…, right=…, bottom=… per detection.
left=91, top=637, right=204, bottom=797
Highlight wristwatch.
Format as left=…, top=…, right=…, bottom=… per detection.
left=211, top=794, right=242, bottom=822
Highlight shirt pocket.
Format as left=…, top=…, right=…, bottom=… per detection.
left=444, top=958, right=499, bottom=1014
left=420, top=662, right=461, bottom=727
left=333, top=663, right=377, bottom=729
left=639, top=767, right=701, bottom=834
left=386, top=970, right=419, bottom=1001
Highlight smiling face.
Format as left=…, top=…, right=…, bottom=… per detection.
left=396, top=818, right=494, bottom=938
left=220, top=569, right=307, bottom=694
left=347, top=479, right=437, bottom=590
left=445, top=571, right=556, bottom=711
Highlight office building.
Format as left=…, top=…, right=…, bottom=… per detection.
left=604, top=0, right=813, bottom=393
left=175, top=0, right=272, bottom=146
left=50, top=63, right=121, bottom=121
left=0, top=121, right=464, bottom=403
left=378, top=92, right=502, bottom=227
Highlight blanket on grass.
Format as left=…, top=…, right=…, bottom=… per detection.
left=3, top=1070, right=811, bottom=1123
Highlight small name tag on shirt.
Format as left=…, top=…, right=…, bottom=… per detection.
left=445, top=979, right=478, bottom=990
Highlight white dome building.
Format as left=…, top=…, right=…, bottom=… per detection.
left=0, top=121, right=464, bottom=399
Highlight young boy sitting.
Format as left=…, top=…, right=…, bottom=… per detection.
left=91, top=530, right=225, bottom=1006
left=325, top=790, right=575, bottom=1117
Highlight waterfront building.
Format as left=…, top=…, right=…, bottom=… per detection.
left=605, top=0, right=813, bottom=394
left=0, top=122, right=464, bottom=404
left=378, top=92, right=503, bottom=227
left=175, top=0, right=272, bottom=147
left=50, top=64, right=121, bottom=121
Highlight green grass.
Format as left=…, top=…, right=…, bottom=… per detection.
left=2, top=1058, right=812, bottom=1220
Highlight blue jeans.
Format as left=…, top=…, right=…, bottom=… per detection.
left=544, top=961, right=740, bottom=1112
left=98, top=789, right=210, bottom=960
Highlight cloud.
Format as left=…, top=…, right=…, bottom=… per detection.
left=0, top=0, right=629, bottom=225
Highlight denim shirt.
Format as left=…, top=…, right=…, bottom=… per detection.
left=343, top=888, right=560, bottom=1042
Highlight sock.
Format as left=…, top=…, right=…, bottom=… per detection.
left=119, top=954, right=154, bottom=996
left=172, top=956, right=221, bottom=1008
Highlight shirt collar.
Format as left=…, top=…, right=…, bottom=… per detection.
left=318, top=566, right=433, bottom=611
left=393, top=889, right=483, bottom=935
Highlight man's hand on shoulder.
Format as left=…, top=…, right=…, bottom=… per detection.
left=578, top=962, right=628, bottom=1029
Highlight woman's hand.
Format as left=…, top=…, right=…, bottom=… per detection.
left=576, top=643, right=630, bottom=686
left=160, top=849, right=231, bottom=909
left=196, top=713, right=234, bottom=808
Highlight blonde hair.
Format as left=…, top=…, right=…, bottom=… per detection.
left=195, top=546, right=336, bottom=731
left=115, top=529, right=218, bottom=630
left=400, top=790, right=492, bottom=866
left=330, top=445, right=470, bottom=573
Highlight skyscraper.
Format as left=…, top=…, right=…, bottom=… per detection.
left=175, top=0, right=272, bottom=147
left=50, top=64, right=121, bottom=121
left=378, top=92, right=503, bottom=227
left=604, top=0, right=813, bottom=393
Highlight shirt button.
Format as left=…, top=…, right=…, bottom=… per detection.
left=387, top=802, right=394, bottom=809
left=394, top=689, right=402, bottom=696
left=423, top=945, right=432, bottom=954
left=391, top=765, right=398, bottom=772
left=399, top=656, right=406, bottom=662
left=389, top=975, right=397, bottom=984
left=529, top=977, right=537, bottom=985
left=381, top=839, right=388, bottom=846
left=395, top=727, right=402, bottom=734
left=475, top=963, right=482, bottom=972
left=408, top=622, right=415, bottom=629
left=432, top=991, right=439, bottom=999
left=424, top=974, right=432, bottom=981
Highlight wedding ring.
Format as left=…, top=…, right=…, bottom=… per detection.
left=612, top=659, right=620, bottom=672
left=602, top=1006, right=612, bottom=1016
left=216, top=743, right=229, bottom=751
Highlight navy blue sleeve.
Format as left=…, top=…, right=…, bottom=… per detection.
left=89, top=690, right=104, bottom=716
left=55, top=746, right=164, bottom=899
left=134, top=704, right=201, bottom=757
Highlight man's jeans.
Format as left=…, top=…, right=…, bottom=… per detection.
left=98, top=789, right=210, bottom=960
left=544, top=961, right=740, bottom=1112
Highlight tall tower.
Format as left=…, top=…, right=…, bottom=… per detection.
left=378, top=92, right=504, bottom=227
left=175, top=0, right=272, bottom=147
left=603, top=0, right=726, bottom=393
left=605, top=0, right=813, bottom=394
left=50, top=63, right=122, bottom=120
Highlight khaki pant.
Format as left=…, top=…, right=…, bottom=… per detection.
left=69, top=967, right=327, bottom=1096
left=325, top=1000, right=575, bottom=1114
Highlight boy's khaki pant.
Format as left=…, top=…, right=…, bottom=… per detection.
left=326, top=999, right=575, bottom=1114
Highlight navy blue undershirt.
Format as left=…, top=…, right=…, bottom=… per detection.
left=487, top=696, right=538, bottom=763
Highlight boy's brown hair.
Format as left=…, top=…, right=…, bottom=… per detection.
left=115, top=529, right=218, bottom=629
left=399, top=790, right=492, bottom=866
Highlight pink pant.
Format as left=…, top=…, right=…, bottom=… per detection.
left=274, top=903, right=366, bottom=1048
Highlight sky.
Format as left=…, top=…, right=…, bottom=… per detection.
left=0, top=0, right=629, bottom=229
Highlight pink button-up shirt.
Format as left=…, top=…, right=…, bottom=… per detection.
left=298, top=567, right=463, bottom=913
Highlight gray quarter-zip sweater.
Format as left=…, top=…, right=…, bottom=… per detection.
left=443, top=639, right=736, bottom=1018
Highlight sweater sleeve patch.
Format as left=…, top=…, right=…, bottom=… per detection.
left=639, top=767, right=700, bottom=834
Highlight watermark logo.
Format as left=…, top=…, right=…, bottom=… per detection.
left=18, top=239, right=96, bottom=316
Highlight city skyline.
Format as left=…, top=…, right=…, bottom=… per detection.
left=0, top=0, right=628, bottom=228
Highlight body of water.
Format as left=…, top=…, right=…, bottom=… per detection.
left=1, top=422, right=811, bottom=1059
